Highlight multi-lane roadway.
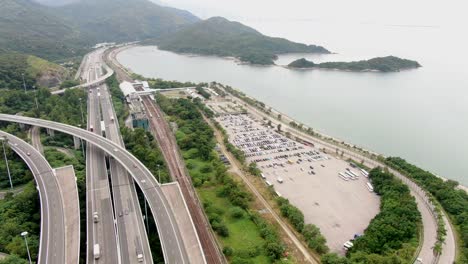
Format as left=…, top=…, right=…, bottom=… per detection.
left=0, top=113, right=198, bottom=263
left=98, top=69, right=153, bottom=263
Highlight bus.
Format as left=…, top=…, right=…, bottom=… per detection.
left=360, top=169, right=369, bottom=177
left=94, top=244, right=100, bottom=259
left=345, top=171, right=357, bottom=180
left=366, top=182, right=374, bottom=192
left=339, top=172, right=349, bottom=181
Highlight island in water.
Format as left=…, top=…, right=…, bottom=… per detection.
left=287, top=56, right=421, bottom=72
left=155, top=17, right=330, bottom=65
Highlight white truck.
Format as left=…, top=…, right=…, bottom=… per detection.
left=94, top=244, right=100, bottom=259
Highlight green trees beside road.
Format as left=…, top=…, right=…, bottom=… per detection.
left=322, top=168, right=421, bottom=264
left=0, top=182, right=40, bottom=261
left=385, top=157, right=468, bottom=263
left=157, top=94, right=291, bottom=263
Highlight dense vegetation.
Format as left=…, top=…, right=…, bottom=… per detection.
left=0, top=0, right=89, bottom=60
left=0, top=88, right=86, bottom=127
left=0, top=0, right=198, bottom=60
left=0, top=144, right=32, bottom=189
left=0, top=51, right=69, bottom=89
left=0, top=182, right=40, bottom=261
left=287, top=58, right=316, bottom=68
left=157, top=16, right=330, bottom=65
left=288, top=56, right=421, bottom=72
left=54, top=0, right=198, bottom=44
left=322, top=168, right=421, bottom=264
left=121, top=127, right=170, bottom=183
left=157, top=95, right=290, bottom=263
left=385, top=157, right=468, bottom=263
left=131, top=73, right=196, bottom=89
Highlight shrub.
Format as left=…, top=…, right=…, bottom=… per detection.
left=222, top=246, right=233, bottom=256
left=229, top=207, right=245, bottom=219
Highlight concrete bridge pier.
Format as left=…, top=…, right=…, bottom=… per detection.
left=73, top=136, right=81, bottom=150
left=46, top=128, right=55, bottom=137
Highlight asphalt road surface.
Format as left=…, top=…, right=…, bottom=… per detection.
left=85, top=50, right=120, bottom=264
left=0, top=131, right=65, bottom=264
left=99, top=80, right=153, bottom=263
left=0, top=114, right=193, bottom=264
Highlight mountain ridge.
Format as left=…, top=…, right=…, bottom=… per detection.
left=156, top=16, right=330, bottom=65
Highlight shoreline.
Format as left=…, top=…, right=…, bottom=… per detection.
left=225, top=87, right=468, bottom=192
left=113, top=44, right=468, bottom=192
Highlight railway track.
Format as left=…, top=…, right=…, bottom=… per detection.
left=140, top=92, right=224, bottom=264
left=105, top=49, right=224, bottom=263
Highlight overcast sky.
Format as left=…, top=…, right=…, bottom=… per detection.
left=162, top=0, right=466, bottom=27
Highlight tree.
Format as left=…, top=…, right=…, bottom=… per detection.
left=0, top=255, right=29, bottom=264
left=277, top=124, right=282, bottom=132
left=277, top=114, right=282, bottom=120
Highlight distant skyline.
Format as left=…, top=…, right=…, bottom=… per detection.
left=162, top=0, right=466, bottom=27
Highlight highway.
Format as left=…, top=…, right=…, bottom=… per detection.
left=51, top=48, right=114, bottom=95
left=30, top=126, right=44, bottom=155
left=84, top=50, right=120, bottom=263
left=0, top=114, right=195, bottom=263
left=106, top=47, right=219, bottom=264
left=0, top=131, right=65, bottom=264
left=86, top=87, right=120, bottom=263
left=98, top=75, right=153, bottom=262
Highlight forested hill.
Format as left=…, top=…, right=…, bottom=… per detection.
left=156, top=17, right=330, bottom=65
left=0, top=51, right=70, bottom=89
left=0, top=0, right=89, bottom=60
left=53, top=0, right=199, bottom=43
left=1, top=0, right=199, bottom=60
left=288, top=56, right=421, bottom=72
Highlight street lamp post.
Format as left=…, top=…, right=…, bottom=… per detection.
left=1, top=137, right=13, bottom=189
left=157, top=164, right=161, bottom=184
left=144, top=199, right=149, bottom=234
left=78, top=98, right=84, bottom=124
left=22, top=73, right=27, bottom=93
left=21, top=231, right=32, bottom=264
left=33, top=86, right=38, bottom=109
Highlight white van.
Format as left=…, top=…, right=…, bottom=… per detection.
left=343, top=241, right=354, bottom=250
left=94, top=244, right=100, bottom=259
left=277, top=177, right=284, bottom=183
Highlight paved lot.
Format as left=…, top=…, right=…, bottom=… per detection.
left=212, top=107, right=380, bottom=253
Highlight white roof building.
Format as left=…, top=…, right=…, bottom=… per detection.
left=119, top=81, right=136, bottom=96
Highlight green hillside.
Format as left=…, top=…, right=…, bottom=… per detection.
left=0, top=0, right=89, bottom=60
left=0, top=0, right=198, bottom=60
left=288, top=56, right=421, bottom=72
left=0, top=51, right=69, bottom=89
left=157, top=17, right=330, bottom=65
left=54, top=0, right=199, bottom=43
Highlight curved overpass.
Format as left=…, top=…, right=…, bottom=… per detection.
left=0, top=130, right=65, bottom=264
left=0, top=114, right=198, bottom=264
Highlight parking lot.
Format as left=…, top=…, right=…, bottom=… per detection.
left=213, top=107, right=380, bottom=253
